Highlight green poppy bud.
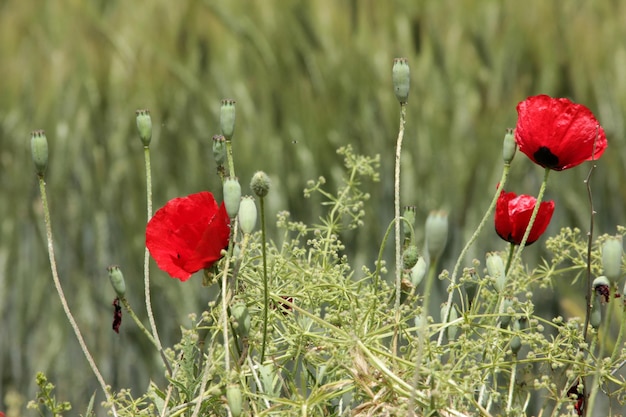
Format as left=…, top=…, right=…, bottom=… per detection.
left=602, top=236, right=623, bottom=283
left=220, top=99, right=236, bottom=140
left=402, top=245, right=419, bottom=270
left=223, top=177, right=242, bottom=218
left=135, top=109, right=152, bottom=147
left=392, top=57, right=410, bottom=104
left=510, top=319, right=522, bottom=355
left=238, top=196, right=257, bottom=234
left=502, top=128, right=517, bottom=164
left=486, top=252, right=506, bottom=293
left=463, top=268, right=478, bottom=307
left=226, top=383, right=243, bottom=417
left=590, top=292, right=603, bottom=329
left=231, top=301, right=251, bottom=338
left=107, top=265, right=126, bottom=297
left=250, top=171, right=271, bottom=198
left=425, top=211, right=448, bottom=262
left=410, top=257, right=427, bottom=287
left=31, top=130, right=49, bottom=176
left=212, top=134, right=226, bottom=166
left=403, top=206, right=416, bottom=244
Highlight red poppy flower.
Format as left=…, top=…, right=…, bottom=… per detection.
left=515, top=95, right=607, bottom=170
left=495, top=190, right=555, bottom=245
left=146, top=191, right=231, bottom=281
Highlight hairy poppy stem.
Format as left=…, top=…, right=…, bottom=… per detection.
left=392, top=102, right=407, bottom=356
left=142, top=146, right=170, bottom=374
left=260, top=195, right=269, bottom=362
left=437, top=164, right=511, bottom=347
left=37, top=176, right=118, bottom=417
left=504, top=242, right=515, bottom=275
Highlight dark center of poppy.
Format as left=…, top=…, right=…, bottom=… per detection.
left=533, top=146, right=560, bottom=169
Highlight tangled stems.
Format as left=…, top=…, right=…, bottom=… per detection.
left=142, top=146, right=170, bottom=374
left=437, top=163, right=511, bottom=346
left=37, top=176, right=118, bottom=417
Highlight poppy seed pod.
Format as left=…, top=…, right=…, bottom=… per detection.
left=410, top=256, right=427, bottom=287
left=223, top=177, right=242, bottom=218
left=251, top=171, right=271, bottom=198
left=486, top=253, right=506, bottom=293
left=212, top=134, right=226, bottom=166
left=392, top=57, right=410, bottom=104
left=403, top=206, right=416, bottom=244
left=220, top=99, right=236, bottom=140
left=135, top=109, right=152, bottom=146
left=601, top=236, right=623, bottom=283
left=107, top=265, right=126, bottom=297
left=30, top=130, right=49, bottom=176
left=238, top=196, right=257, bottom=234
left=425, top=211, right=448, bottom=261
left=502, top=128, right=517, bottom=164
left=402, top=245, right=419, bottom=270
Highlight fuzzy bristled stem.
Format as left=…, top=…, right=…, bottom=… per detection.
left=142, top=146, right=168, bottom=373
left=37, top=176, right=118, bottom=417
left=260, top=195, right=269, bottom=362
left=437, top=164, right=511, bottom=346
left=393, top=103, right=407, bottom=354
left=226, top=140, right=236, bottom=177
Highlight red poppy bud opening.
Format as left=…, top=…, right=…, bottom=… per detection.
left=495, top=190, right=555, bottom=245
left=515, top=95, right=607, bottom=170
left=146, top=191, right=231, bottom=281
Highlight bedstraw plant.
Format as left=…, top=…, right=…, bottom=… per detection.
left=28, top=60, right=626, bottom=417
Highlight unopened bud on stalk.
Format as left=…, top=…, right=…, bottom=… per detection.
left=220, top=99, right=236, bottom=140
left=602, top=236, right=623, bottom=284
left=107, top=265, right=126, bottom=297
left=402, top=246, right=419, bottom=270
left=502, top=128, right=517, bottom=164
left=403, top=206, right=416, bottom=244
left=238, top=196, right=257, bottom=234
left=410, top=257, right=427, bottom=287
left=425, top=211, right=448, bottom=262
left=251, top=171, right=271, bottom=198
left=135, top=109, right=152, bottom=146
left=392, top=58, right=410, bottom=104
left=226, top=383, right=243, bottom=417
left=486, top=252, right=506, bottom=293
left=510, top=319, right=522, bottom=355
left=231, top=301, right=251, bottom=338
left=590, top=292, right=603, bottom=329
left=593, top=275, right=610, bottom=304
left=31, top=130, right=49, bottom=176
left=212, top=134, right=226, bottom=166
left=223, top=177, right=242, bottom=218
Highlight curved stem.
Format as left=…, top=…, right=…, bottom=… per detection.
left=393, top=103, right=407, bottom=320
left=38, top=176, right=118, bottom=417
left=437, top=164, right=511, bottom=346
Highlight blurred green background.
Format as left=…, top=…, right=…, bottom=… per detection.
left=1, top=0, right=625, bottom=414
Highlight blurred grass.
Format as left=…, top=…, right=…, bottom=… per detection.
left=1, top=0, right=626, bottom=414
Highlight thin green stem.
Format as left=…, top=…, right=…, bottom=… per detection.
left=373, top=219, right=396, bottom=290
left=142, top=146, right=168, bottom=373
left=37, top=176, right=118, bottom=417
left=394, top=103, right=407, bottom=319
left=119, top=296, right=157, bottom=348
left=504, top=242, right=515, bottom=275
left=611, top=304, right=626, bottom=365
left=506, top=356, right=518, bottom=413
left=259, top=196, right=269, bottom=362
left=437, top=164, right=511, bottom=346
left=226, top=140, right=236, bottom=177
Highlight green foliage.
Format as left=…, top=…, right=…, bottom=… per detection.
left=27, top=372, right=72, bottom=417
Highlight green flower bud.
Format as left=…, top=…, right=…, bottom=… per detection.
left=486, top=252, right=506, bottom=293
left=135, top=109, right=152, bottom=146
left=226, top=384, right=243, bottom=417
left=403, top=206, right=416, bottom=244
left=212, top=134, right=226, bottom=166
left=107, top=265, right=126, bottom=297
left=498, top=298, right=513, bottom=328
left=590, top=292, right=602, bottom=329
left=410, top=256, right=427, bottom=287
left=250, top=171, right=271, bottom=198
left=231, top=301, right=251, bottom=338
left=464, top=268, right=478, bottom=307
left=502, top=128, right=517, bottom=164
left=392, top=57, right=410, bottom=104
left=402, top=245, right=419, bottom=270
left=31, top=130, right=49, bottom=176
left=223, top=177, right=242, bottom=218
left=602, top=236, right=623, bottom=283
left=425, top=211, right=448, bottom=262
left=238, top=196, right=257, bottom=234
left=510, top=319, right=522, bottom=355
left=593, top=275, right=610, bottom=304
left=220, top=99, right=236, bottom=140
